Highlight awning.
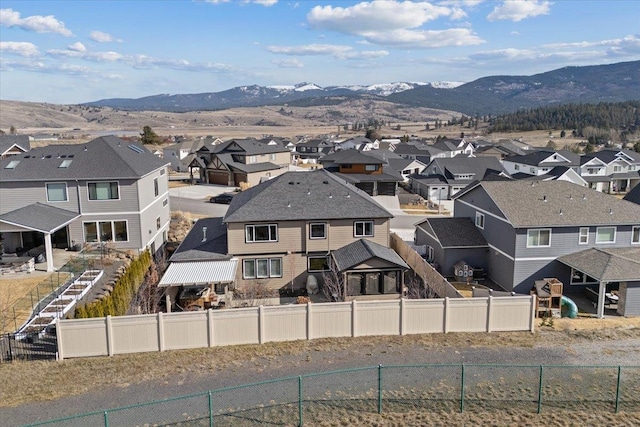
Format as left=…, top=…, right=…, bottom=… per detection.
left=0, top=202, right=80, bottom=233
left=159, top=259, right=239, bottom=287
left=557, top=247, right=640, bottom=282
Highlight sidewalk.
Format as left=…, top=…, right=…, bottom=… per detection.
left=169, top=184, right=236, bottom=200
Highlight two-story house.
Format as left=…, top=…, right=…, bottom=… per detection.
left=579, top=149, right=640, bottom=193
left=366, top=150, right=427, bottom=182
left=502, top=150, right=586, bottom=186
left=410, top=157, right=506, bottom=201
left=223, top=169, right=407, bottom=297
left=163, top=139, right=206, bottom=172
left=194, top=138, right=291, bottom=187
left=452, top=180, right=640, bottom=295
left=433, top=138, right=474, bottom=157
left=0, top=136, right=171, bottom=271
left=318, top=148, right=401, bottom=196
left=292, top=138, right=333, bottom=164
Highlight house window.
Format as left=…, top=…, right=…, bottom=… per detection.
left=596, top=227, right=616, bottom=243
left=154, top=177, right=159, bottom=197
left=527, top=229, right=551, bottom=247
left=46, top=182, right=68, bottom=202
left=270, top=153, right=276, bottom=161
left=156, top=217, right=161, bottom=230
left=310, top=223, right=327, bottom=239
left=160, top=168, right=166, bottom=175
left=427, top=246, right=434, bottom=262
left=365, top=164, right=378, bottom=172
left=354, top=220, right=374, bottom=237
left=514, top=164, right=520, bottom=170
left=245, top=224, right=278, bottom=242
left=579, top=227, right=589, bottom=245
left=342, top=164, right=352, bottom=169
left=83, top=220, right=128, bottom=242
left=529, top=167, right=535, bottom=174
left=163, top=199, right=168, bottom=207
left=243, top=258, right=282, bottom=279
left=4, top=160, right=19, bottom=169
left=249, top=155, right=257, bottom=163
left=88, top=182, right=119, bottom=200
left=308, top=256, right=330, bottom=272
left=475, top=212, right=485, bottom=229
left=613, top=166, right=622, bottom=172
left=632, top=226, right=640, bottom=244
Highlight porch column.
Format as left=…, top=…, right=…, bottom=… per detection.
left=597, top=281, right=607, bottom=319
left=44, top=232, right=54, bottom=272
left=165, top=292, right=172, bottom=313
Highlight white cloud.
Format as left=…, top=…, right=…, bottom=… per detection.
left=67, top=42, right=86, bottom=52
left=47, top=49, right=124, bottom=62
left=0, top=8, right=72, bottom=36
left=364, top=28, right=484, bottom=48
left=0, top=41, right=39, bottom=57
left=487, top=0, right=551, bottom=22
left=272, top=58, right=303, bottom=68
left=450, top=8, right=468, bottom=20
left=89, top=30, right=121, bottom=43
left=0, top=58, right=124, bottom=79
left=267, top=43, right=388, bottom=59
left=308, top=1, right=451, bottom=33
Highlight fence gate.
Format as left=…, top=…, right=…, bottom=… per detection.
left=0, top=331, right=57, bottom=363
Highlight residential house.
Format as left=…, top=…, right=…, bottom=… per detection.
left=292, top=138, right=333, bottom=164
left=623, top=184, right=640, bottom=205
left=163, top=139, right=205, bottom=172
left=451, top=180, right=640, bottom=303
left=502, top=150, right=586, bottom=186
left=334, top=136, right=377, bottom=151
left=0, top=136, right=171, bottom=271
left=433, top=138, right=474, bottom=157
left=194, top=138, right=291, bottom=187
left=391, top=141, right=445, bottom=165
left=223, top=169, right=407, bottom=296
left=366, top=150, right=427, bottom=182
left=578, top=149, right=640, bottom=193
left=319, top=148, right=401, bottom=196
left=410, top=157, right=505, bottom=201
left=0, top=135, right=30, bottom=158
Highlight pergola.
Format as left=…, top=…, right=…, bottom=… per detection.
left=558, top=247, right=640, bottom=318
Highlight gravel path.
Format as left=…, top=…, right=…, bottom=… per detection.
left=3, top=329, right=640, bottom=426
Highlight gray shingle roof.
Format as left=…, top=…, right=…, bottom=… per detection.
left=0, top=136, right=168, bottom=181
left=581, top=149, right=640, bottom=165
left=319, top=149, right=384, bottom=165
left=623, top=184, right=640, bottom=205
left=332, top=239, right=408, bottom=272
left=213, top=139, right=289, bottom=155
left=336, top=172, right=402, bottom=183
left=504, top=150, right=579, bottom=167
left=557, top=247, right=640, bottom=281
left=0, top=135, right=30, bottom=153
left=170, top=217, right=230, bottom=262
left=0, top=203, right=80, bottom=233
left=465, top=180, right=640, bottom=227
left=417, top=218, right=487, bottom=248
left=223, top=169, right=392, bottom=223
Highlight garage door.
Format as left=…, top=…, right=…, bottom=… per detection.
left=208, top=171, right=229, bottom=186
left=377, top=182, right=396, bottom=196
left=356, top=182, right=374, bottom=195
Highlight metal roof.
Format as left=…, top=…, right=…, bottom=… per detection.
left=159, top=259, right=239, bottom=287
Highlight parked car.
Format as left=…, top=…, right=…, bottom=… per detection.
left=209, top=193, right=234, bottom=204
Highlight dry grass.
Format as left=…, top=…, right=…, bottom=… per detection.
left=168, top=180, right=192, bottom=189
left=0, top=272, right=71, bottom=333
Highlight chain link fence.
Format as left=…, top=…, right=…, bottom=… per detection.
left=24, top=364, right=640, bottom=426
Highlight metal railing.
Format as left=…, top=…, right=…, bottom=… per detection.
left=24, top=364, right=640, bottom=426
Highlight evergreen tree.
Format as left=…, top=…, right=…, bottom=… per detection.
left=140, top=126, right=161, bottom=145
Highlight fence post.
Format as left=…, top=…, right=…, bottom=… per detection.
left=105, top=315, right=114, bottom=356
left=486, top=296, right=493, bottom=332
left=258, top=306, right=264, bottom=344
left=103, top=410, right=109, bottom=427
left=529, top=295, right=536, bottom=333
left=351, top=300, right=357, bottom=337
left=444, top=297, right=449, bottom=333
left=306, top=302, right=312, bottom=340
left=460, top=364, right=465, bottom=413
left=157, top=312, right=165, bottom=352
left=399, top=298, right=405, bottom=336
left=298, top=375, right=303, bottom=426
left=208, top=308, right=214, bottom=347
left=537, top=365, right=544, bottom=414
left=378, top=364, right=383, bottom=414
left=615, top=365, right=622, bottom=413
left=208, top=390, right=214, bottom=427
left=55, top=318, right=63, bottom=361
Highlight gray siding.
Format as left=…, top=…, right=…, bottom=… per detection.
left=487, top=250, right=514, bottom=292
left=444, top=248, right=488, bottom=277
left=0, top=180, right=80, bottom=214
left=618, top=282, right=640, bottom=316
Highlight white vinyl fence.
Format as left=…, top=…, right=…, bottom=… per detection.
left=57, top=296, right=536, bottom=359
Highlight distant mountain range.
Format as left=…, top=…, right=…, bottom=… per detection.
left=84, top=60, right=640, bottom=115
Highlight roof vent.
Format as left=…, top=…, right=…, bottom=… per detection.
left=559, top=209, right=563, bottom=215
left=289, top=181, right=294, bottom=185
left=323, top=180, right=329, bottom=184
left=202, top=226, right=207, bottom=242
left=329, top=193, right=333, bottom=199
left=346, top=192, right=350, bottom=198
left=287, top=201, right=291, bottom=208
left=307, top=189, right=311, bottom=195
left=609, top=208, right=613, bottom=215
left=582, top=194, right=586, bottom=200
left=84, top=146, right=88, bottom=151
left=569, top=194, right=572, bottom=200
left=543, top=195, right=547, bottom=202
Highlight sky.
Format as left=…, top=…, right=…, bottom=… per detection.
left=0, top=0, right=639, bottom=104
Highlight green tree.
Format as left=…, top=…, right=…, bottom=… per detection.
left=584, top=142, right=595, bottom=154
left=560, top=130, right=566, bottom=138
left=633, top=141, right=640, bottom=153
left=140, top=126, right=161, bottom=145
left=9, top=125, right=16, bottom=135
left=365, top=128, right=381, bottom=141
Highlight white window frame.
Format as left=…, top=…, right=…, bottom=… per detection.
left=632, top=226, right=640, bottom=244
left=245, top=224, right=278, bottom=243
left=596, top=226, right=616, bottom=244
left=365, top=164, right=378, bottom=172
left=308, top=256, right=330, bottom=272
left=242, top=257, right=282, bottom=279
left=87, top=181, right=120, bottom=201
left=578, top=227, right=589, bottom=245
left=156, top=216, right=161, bottom=230
left=154, top=177, right=159, bottom=197
left=309, top=223, right=327, bottom=240
left=427, top=246, right=435, bottom=262
left=354, top=220, right=374, bottom=237
left=526, top=229, right=551, bottom=248
left=270, top=153, right=276, bottom=161
left=475, top=212, right=485, bottom=229
left=45, top=182, right=68, bottom=202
